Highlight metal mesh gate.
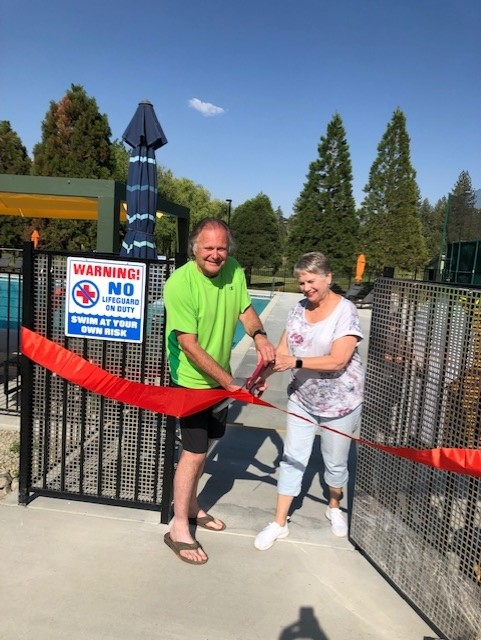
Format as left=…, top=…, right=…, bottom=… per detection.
left=19, top=248, right=176, bottom=521
left=351, top=278, right=481, bottom=640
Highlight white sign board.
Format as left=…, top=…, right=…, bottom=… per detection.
left=65, top=257, right=146, bottom=343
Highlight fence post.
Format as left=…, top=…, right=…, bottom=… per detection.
left=18, top=242, right=34, bottom=505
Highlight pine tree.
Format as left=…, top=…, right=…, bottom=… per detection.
left=285, top=158, right=322, bottom=266
left=0, top=121, right=32, bottom=174
left=447, top=171, right=478, bottom=243
left=31, top=84, right=116, bottom=250
left=359, top=109, right=428, bottom=274
left=419, top=197, right=445, bottom=263
left=0, top=121, right=32, bottom=246
left=274, top=206, right=288, bottom=253
left=286, top=114, right=358, bottom=276
left=230, top=193, right=283, bottom=283
left=32, top=84, right=115, bottom=179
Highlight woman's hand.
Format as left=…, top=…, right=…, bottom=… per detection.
left=272, top=354, right=296, bottom=372
left=271, top=331, right=295, bottom=372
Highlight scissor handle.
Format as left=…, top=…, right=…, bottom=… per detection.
left=245, top=361, right=270, bottom=392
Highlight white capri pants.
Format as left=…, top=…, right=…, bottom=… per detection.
left=277, top=398, right=362, bottom=496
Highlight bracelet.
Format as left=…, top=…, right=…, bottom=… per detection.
left=252, top=329, right=267, bottom=339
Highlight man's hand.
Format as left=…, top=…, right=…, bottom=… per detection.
left=225, top=376, right=246, bottom=392
left=238, top=305, right=276, bottom=364
left=253, top=334, right=276, bottom=364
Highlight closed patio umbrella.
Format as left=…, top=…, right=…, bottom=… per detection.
left=355, top=253, right=366, bottom=284
left=120, top=100, right=167, bottom=258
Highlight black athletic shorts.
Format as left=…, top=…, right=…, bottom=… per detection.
left=173, top=383, right=228, bottom=454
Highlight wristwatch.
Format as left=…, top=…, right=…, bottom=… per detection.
left=295, top=359, right=303, bottom=369
left=252, top=329, right=267, bottom=339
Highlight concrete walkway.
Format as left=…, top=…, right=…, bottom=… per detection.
left=0, top=292, right=439, bottom=640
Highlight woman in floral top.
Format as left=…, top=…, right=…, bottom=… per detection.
left=255, top=252, right=365, bottom=550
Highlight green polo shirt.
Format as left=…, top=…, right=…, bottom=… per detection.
left=164, top=257, right=251, bottom=388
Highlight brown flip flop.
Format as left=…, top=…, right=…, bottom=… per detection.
left=189, top=513, right=226, bottom=531
left=163, top=532, right=208, bottom=565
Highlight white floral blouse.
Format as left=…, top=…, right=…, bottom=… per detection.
left=286, top=297, right=365, bottom=418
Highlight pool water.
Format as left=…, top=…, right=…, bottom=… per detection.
left=0, top=274, right=22, bottom=330
left=232, top=296, right=270, bottom=347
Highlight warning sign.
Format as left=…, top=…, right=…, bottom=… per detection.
left=65, top=258, right=146, bottom=343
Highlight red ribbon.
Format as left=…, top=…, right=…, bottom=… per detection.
left=20, top=327, right=271, bottom=417
left=21, top=327, right=481, bottom=478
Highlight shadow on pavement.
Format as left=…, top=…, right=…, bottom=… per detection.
left=198, top=420, right=358, bottom=526
left=279, top=606, right=328, bottom=640
left=198, top=424, right=284, bottom=511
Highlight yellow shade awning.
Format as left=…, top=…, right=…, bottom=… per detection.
left=0, top=192, right=128, bottom=221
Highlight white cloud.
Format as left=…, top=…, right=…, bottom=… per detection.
left=188, top=97, right=225, bottom=117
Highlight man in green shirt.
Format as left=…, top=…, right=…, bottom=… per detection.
left=163, top=217, right=275, bottom=564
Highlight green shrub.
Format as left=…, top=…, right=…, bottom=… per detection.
left=10, top=441, right=20, bottom=455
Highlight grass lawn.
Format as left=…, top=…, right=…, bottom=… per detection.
left=249, top=270, right=362, bottom=295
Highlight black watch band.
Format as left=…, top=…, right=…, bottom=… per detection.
left=295, top=359, right=303, bottom=369
left=252, top=329, right=267, bottom=339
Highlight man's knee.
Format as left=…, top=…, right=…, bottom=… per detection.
left=179, top=449, right=207, bottom=467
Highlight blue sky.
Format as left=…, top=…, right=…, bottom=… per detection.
left=2, top=0, right=480, bottom=215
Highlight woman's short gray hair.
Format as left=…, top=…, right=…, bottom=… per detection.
left=293, top=252, right=332, bottom=277
left=188, top=217, right=235, bottom=257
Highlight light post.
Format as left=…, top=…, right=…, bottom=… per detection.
left=226, top=199, right=232, bottom=225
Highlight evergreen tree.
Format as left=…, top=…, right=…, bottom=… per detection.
left=359, top=109, right=428, bottom=274
left=285, top=158, right=322, bottom=266
left=230, top=193, right=283, bottom=283
left=0, top=216, right=30, bottom=248
left=0, top=121, right=32, bottom=174
left=0, top=121, right=32, bottom=246
left=31, top=84, right=116, bottom=250
left=274, top=206, right=288, bottom=254
left=286, top=114, right=358, bottom=276
left=447, top=171, right=478, bottom=242
left=420, top=197, right=445, bottom=263
left=32, top=84, right=115, bottom=179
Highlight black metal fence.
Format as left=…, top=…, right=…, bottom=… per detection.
left=0, top=248, right=22, bottom=413
left=351, top=278, right=481, bottom=640
left=445, top=240, right=481, bottom=285
left=18, top=246, right=176, bottom=521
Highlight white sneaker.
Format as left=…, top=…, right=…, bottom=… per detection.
left=325, top=507, right=348, bottom=537
left=254, top=522, right=289, bottom=550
